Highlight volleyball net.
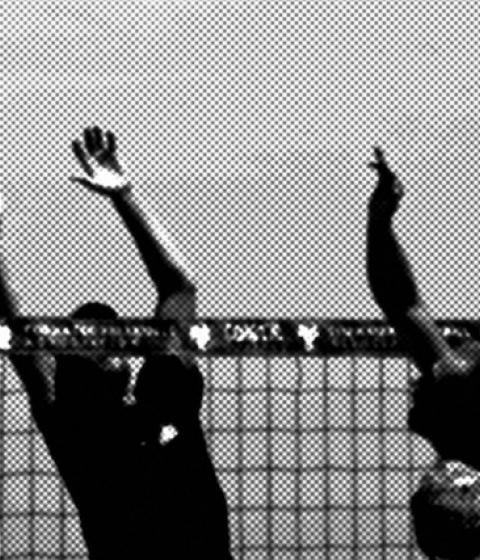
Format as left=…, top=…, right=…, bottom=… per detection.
left=2, top=317, right=475, bottom=559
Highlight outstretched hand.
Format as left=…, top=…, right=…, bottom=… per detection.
left=71, top=127, right=131, bottom=196
left=368, top=147, right=404, bottom=219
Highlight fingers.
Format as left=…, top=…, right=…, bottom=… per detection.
left=77, top=126, right=118, bottom=166
left=69, top=176, right=104, bottom=194
left=104, top=130, right=121, bottom=171
left=105, top=131, right=116, bottom=157
left=72, top=140, right=93, bottom=176
left=84, top=128, right=95, bottom=154
left=74, top=126, right=115, bottom=175
left=84, top=126, right=104, bottom=156
left=92, top=126, right=104, bottom=152
left=373, top=146, right=385, bottom=164
left=70, top=176, right=95, bottom=188
left=368, top=146, right=391, bottom=173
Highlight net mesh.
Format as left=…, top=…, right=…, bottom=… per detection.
left=1, top=325, right=436, bottom=559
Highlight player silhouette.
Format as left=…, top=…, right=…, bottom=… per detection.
left=367, top=147, right=480, bottom=559
left=1, top=127, right=232, bottom=559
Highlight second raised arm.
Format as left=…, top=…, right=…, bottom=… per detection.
left=366, top=148, right=461, bottom=377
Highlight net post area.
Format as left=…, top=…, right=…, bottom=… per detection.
left=1, top=317, right=475, bottom=559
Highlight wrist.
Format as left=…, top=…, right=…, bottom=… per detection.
left=110, top=183, right=134, bottom=204
left=114, top=181, right=133, bottom=196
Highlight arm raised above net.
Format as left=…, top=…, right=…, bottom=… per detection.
left=71, top=127, right=196, bottom=306
left=366, top=147, right=464, bottom=378
left=111, top=189, right=196, bottom=303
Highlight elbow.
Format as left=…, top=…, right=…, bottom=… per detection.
left=182, top=278, right=197, bottom=294
left=169, top=278, right=197, bottom=301
left=153, top=269, right=197, bottom=302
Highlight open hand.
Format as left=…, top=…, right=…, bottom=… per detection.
left=71, top=127, right=131, bottom=196
left=368, top=147, right=404, bottom=219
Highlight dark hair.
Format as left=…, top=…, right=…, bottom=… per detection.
left=70, top=302, right=118, bottom=320
left=410, top=470, right=480, bottom=559
left=55, top=302, right=126, bottom=408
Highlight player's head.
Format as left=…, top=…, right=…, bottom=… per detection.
left=69, top=301, right=129, bottom=371
left=410, top=460, right=480, bottom=559
left=70, top=301, right=118, bottom=321
left=54, top=302, right=130, bottom=408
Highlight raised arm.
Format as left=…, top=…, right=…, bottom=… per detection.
left=366, top=148, right=465, bottom=378
left=71, top=127, right=197, bottom=364
left=71, top=127, right=195, bottom=304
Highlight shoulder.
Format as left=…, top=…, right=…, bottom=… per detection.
left=154, top=289, right=196, bottom=321
left=154, top=289, right=197, bottom=369
left=459, top=340, right=480, bottom=392
left=429, top=339, right=480, bottom=383
left=415, top=340, right=480, bottom=423
left=439, top=340, right=480, bottom=386
left=456, top=339, right=480, bottom=366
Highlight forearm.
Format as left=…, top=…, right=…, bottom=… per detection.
left=367, top=226, right=453, bottom=374
left=111, top=189, right=195, bottom=301
left=365, top=148, right=456, bottom=374
left=366, top=215, right=420, bottom=319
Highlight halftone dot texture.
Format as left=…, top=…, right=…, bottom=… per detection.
left=2, top=351, right=434, bottom=559
left=1, top=0, right=480, bottom=558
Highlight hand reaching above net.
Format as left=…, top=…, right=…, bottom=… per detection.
left=71, top=126, right=131, bottom=195
left=368, top=147, right=404, bottom=220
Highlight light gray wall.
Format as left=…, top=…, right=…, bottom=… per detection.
left=1, top=0, right=479, bottom=320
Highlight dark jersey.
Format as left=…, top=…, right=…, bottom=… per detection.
left=27, top=354, right=232, bottom=560
left=408, top=339, right=480, bottom=470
